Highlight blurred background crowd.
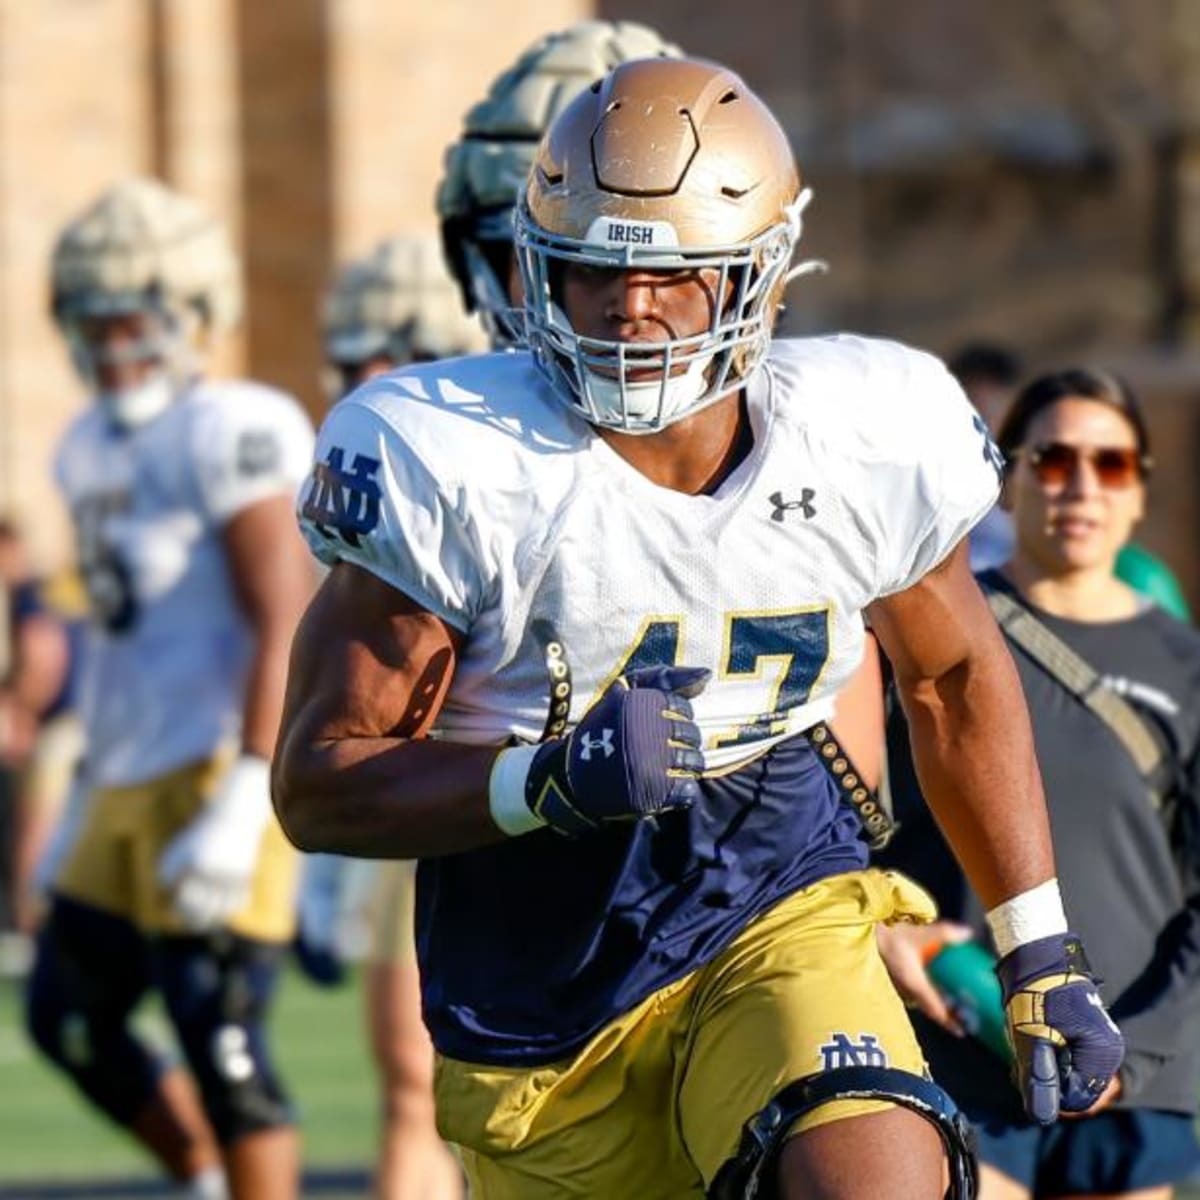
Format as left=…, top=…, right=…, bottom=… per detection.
left=3, top=1, right=1200, bottom=1196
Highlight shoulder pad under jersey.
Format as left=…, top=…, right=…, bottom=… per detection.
left=768, top=335, right=1002, bottom=596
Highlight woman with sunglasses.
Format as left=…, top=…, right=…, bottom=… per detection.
left=878, top=367, right=1200, bottom=1200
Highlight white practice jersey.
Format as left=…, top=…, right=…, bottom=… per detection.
left=299, top=337, right=1000, bottom=772
left=56, top=380, right=314, bottom=787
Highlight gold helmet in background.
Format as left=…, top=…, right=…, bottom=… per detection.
left=516, top=57, right=820, bottom=433
left=436, top=20, right=682, bottom=348
left=322, top=234, right=486, bottom=399
left=51, top=177, right=241, bottom=427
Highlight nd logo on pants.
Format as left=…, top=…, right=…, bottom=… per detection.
left=435, top=869, right=937, bottom=1200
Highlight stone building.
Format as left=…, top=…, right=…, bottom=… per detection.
left=1, top=0, right=1198, bottom=599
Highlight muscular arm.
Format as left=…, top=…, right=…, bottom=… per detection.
left=222, top=494, right=317, bottom=757
left=271, top=562, right=503, bottom=858
left=867, top=541, right=1054, bottom=909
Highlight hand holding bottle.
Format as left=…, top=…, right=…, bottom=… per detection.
left=876, top=919, right=975, bottom=1037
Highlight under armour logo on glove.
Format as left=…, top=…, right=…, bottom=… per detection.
left=524, top=666, right=709, bottom=836
left=996, top=932, right=1125, bottom=1125
left=579, top=729, right=615, bottom=761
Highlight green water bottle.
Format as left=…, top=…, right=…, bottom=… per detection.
left=924, top=939, right=1011, bottom=1061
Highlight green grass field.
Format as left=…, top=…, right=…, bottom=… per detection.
left=0, top=962, right=377, bottom=1196
left=6, top=962, right=1200, bottom=1199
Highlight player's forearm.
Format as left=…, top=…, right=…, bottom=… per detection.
left=240, top=619, right=296, bottom=759
left=224, top=494, right=317, bottom=758
left=895, top=638, right=1055, bottom=910
left=272, top=731, right=505, bottom=858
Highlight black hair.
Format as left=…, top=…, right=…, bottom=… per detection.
left=996, top=367, right=1152, bottom=475
left=947, top=341, right=1023, bottom=388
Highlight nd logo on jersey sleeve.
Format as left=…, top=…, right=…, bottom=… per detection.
left=300, top=445, right=383, bottom=548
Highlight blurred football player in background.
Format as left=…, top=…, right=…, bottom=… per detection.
left=436, top=19, right=682, bottom=351
left=302, top=231, right=485, bottom=1200
left=276, top=57, right=1123, bottom=1198
left=321, top=234, right=487, bottom=402
left=25, top=178, right=314, bottom=1200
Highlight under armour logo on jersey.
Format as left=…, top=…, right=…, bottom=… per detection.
left=578, top=729, right=615, bottom=761
left=768, top=489, right=816, bottom=522
left=301, top=446, right=382, bottom=547
left=973, top=414, right=1006, bottom=482
left=819, top=1032, right=889, bottom=1072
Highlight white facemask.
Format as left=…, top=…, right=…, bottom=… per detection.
left=582, top=356, right=712, bottom=433
left=96, top=373, right=174, bottom=430
left=546, top=300, right=718, bottom=433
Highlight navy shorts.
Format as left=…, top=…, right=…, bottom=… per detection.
left=971, top=1106, right=1200, bottom=1195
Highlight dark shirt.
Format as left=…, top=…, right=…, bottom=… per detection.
left=881, top=570, right=1200, bottom=1116
left=9, top=578, right=80, bottom=721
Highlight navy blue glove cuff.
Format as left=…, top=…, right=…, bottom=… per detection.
left=996, top=932, right=1092, bottom=997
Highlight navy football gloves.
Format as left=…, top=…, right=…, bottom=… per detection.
left=996, top=932, right=1125, bottom=1124
left=525, top=665, right=709, bottom=835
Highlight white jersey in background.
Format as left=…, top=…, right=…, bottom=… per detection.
left=56, top=380, right=314, bottom=787
left=300, top=336, right=1000, bottom=772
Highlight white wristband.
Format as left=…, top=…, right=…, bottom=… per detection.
left=212, top=754, right=273, bottom=828
left=985, top=878, right=1069, bottom=958
left=488, top=745, right=546, bottom=837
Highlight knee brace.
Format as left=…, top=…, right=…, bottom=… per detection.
left=25, top=898, right=162, bottom=1125
left=708, top=1066, right=978, bottom=1200
left=156, top=934, right=294, bottom=1144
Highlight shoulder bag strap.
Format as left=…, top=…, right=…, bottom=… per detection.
left=985, top=587, right=1164, bottom=791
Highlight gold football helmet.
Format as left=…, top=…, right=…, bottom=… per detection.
left=516, top=57, right=821, bottom=433
left=323, top=234, right=486, bottom=399
left=51, top=177, right=241, bottom=427
left=435, top=20, right=681, bottom=348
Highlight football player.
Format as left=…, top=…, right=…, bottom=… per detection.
left=26, top=178, right=314, bottom=1200
left=322, top=233, right=487, bottom=401
left=275, top=59, right=1125, bottom=1198
left=308, top=27, right=687, bottom=1199
left=302, top=231, right=485, bottom=1200
left=436, top=15, right=891, bottom=792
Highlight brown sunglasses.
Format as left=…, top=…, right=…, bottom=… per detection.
left=1014, top=441, right=1151, bottom=490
